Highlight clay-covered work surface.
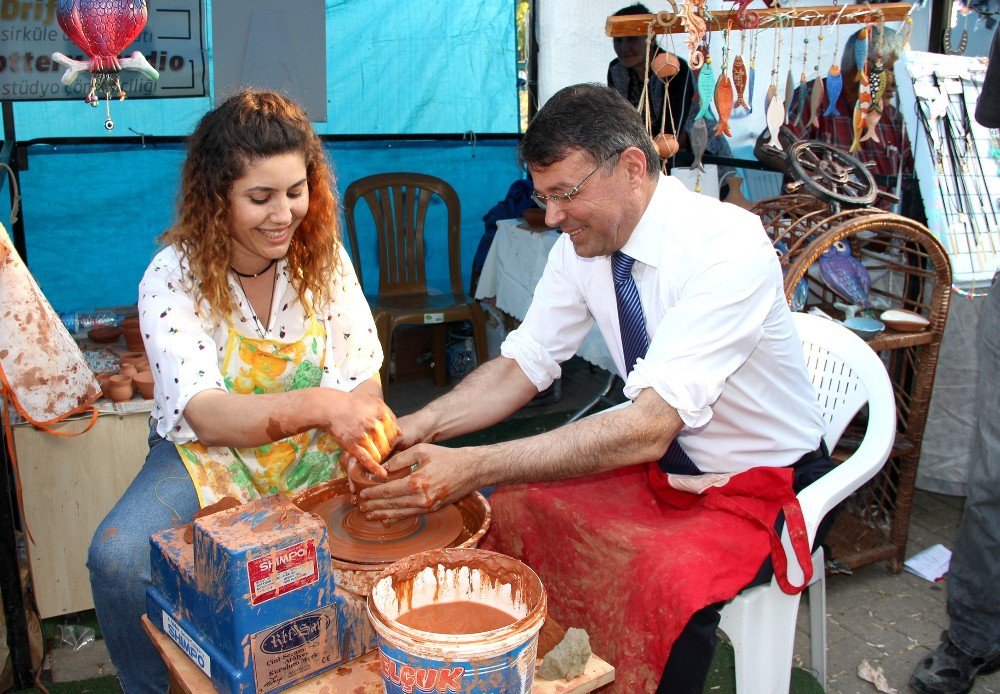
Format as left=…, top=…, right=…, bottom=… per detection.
left=311, top=494, right=464, bottom=564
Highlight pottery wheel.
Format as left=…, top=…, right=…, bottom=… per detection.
left=311, top=495, right=464, bottom=564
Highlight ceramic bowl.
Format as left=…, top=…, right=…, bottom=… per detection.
left=87, top=326, right=122, bottom=343
left=843, top=317, right=885, bottom=341
left=880, top=309, right=930, bottom=333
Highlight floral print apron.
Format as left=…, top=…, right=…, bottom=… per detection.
left=175, top=310, right=343, bottom=507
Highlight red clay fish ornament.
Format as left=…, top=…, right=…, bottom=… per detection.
left=714, top=73, right=735, bottom=136
left=732, top=55, right=750, bottom=110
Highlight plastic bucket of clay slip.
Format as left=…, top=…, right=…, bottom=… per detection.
left=367, top=547, right=546, bottom=694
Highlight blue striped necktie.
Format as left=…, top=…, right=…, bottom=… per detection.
left=611, top=251, right=700, bottom=475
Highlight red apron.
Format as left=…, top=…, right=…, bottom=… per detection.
left=480, top=462, right=812, bottom=692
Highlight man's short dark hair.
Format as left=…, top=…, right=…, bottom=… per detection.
left=519, top=83, right=659, bottom=179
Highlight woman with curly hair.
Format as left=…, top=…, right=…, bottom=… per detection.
left=87, top=90, right=398, bottom=692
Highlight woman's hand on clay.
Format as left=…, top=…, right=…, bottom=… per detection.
left=323, top=390, right=399, bottom=478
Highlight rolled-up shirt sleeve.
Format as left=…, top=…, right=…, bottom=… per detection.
left=319, top=245, right=383, bottom=391
left=625, top=230, right=779, bottom=430
left=500, top=237, right=596, bottom=391
left=139, top=254, right=227, bottom=442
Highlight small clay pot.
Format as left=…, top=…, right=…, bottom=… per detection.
left=96, top=372, right=114, bottom=397
left=122, top=326, right=144, bottom=352
left=119, top=316, right=140, bottom=329
left=134, top=358, right=152, bottom=373
left=119, top=363, right=137, bottom=379
left=88, top=326, right=122, bottom=344
left=132, top=371, right=155, bottom=400
left=107, top=375, right=134, bottom=402
left=653, top=133, right=680, bottom=159
left=651, top=52, right=680, bottom=79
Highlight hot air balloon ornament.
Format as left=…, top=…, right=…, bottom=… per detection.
left=51, top=0, right=160, bottom=130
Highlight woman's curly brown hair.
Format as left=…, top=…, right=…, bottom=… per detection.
left=161, top=90, right=341, bottom=321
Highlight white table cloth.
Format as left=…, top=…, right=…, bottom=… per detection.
left=474, top=218, right=616, bottom=374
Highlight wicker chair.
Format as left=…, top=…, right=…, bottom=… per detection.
left=718, top=312, right=897, bottom=692
left=343, top=173, right=489, bottom=391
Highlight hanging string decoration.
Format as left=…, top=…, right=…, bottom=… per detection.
left=822, top=12, right=844, bottom=117
left=51, top=0, right=159, bottom=130
left=807, top=19, right=826, bottom=128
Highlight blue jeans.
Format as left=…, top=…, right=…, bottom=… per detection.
left=946, top=279, right=1000, bottom=659
left=87, top=425, right=199, bottom=693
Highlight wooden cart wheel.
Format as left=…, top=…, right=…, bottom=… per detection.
left=787, top=140, right=878, bottom=208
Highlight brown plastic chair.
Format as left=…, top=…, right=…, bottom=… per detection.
left=343, top=173, right=489, bottom=392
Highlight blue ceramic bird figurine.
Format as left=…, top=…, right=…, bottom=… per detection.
left=775, top=242, right=809, bottom=312
left=818, top=240, right=871, bottom=309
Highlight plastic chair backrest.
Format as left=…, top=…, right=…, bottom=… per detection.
left=343, top=173, right=463, bottom=298
left=791, top=312, right=896, bottom=542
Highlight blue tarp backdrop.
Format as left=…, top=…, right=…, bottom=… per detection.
left=6, top=0, right=522, bottom=313
left=22, top=138, right=522, bottom=313
left=5, top=0, right=519, bottom=138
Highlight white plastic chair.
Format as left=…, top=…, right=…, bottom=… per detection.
left=717, top=312, right=897, bottom=693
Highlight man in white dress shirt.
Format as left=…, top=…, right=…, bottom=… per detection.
left=354, top=83, right=829, bottom=692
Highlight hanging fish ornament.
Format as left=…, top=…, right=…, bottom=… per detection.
left=695, top=58, right=717, bottom=120
left=823, top=66, right=843, bottom=116
left=765, top=83, right=777, bottom=111
left=849, top=100, right=864, bottom=153
left=766, top=93, right=785, bottom=148
left=784, top=70, right=795, bottom=124
left=732, top=55, right=750, bottom=111
left=858, top=71, right=872, bottom=116
left=860, top=108, right=882, bottom=143
left=746, top=58, right=756, bottom=113
left=854, top=26, right=869, bottom=81
left=793, top=72, right=809, bottom=126
left=714, top=72, right=735, bottom=136
left=691, top=118, right=709, bottom=171
left=807, top=76, right=825, bottom=128
left=869, top=60, right=886, bottom=112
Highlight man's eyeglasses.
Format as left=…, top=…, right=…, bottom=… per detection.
left=530, top=151, right=620, bottom=209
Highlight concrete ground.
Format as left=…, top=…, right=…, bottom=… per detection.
left=40, top=358, right=1000, bottom=692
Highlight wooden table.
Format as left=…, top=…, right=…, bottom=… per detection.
left=142, top=615, right=614, bottom=693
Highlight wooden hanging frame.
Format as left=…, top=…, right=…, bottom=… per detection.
left=606, top=3, right=913, bottom=36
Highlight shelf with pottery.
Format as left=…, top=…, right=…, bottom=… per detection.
left=754, top=196, right=952, bottom=573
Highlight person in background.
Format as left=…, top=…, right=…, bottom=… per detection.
left=607, top=3, right=739, bottom=197
left=908, top=26, right=1000, bottom=694
left=87, top=90, right=399, bottom=693
left=348, top=84, right=832, bottom=693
